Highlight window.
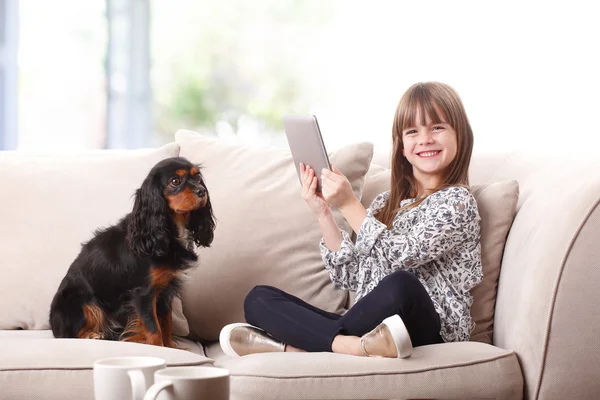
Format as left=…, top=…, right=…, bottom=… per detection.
left=150, top=0, right=333, bottom=148
left=150, top=1, right=600, bottom=154
left=5, top=1, right=599, bottom=153
left=18, top=0, right=107, bottom=150
left=0, top=0, right=18, bottom=150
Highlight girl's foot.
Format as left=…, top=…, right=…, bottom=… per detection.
left=219, top=323, right=285, bottom=357
left=360, top=315, right=413, bottom=358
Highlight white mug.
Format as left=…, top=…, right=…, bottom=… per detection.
left=93, top=356, right=166, bottom=400
left=143, top=366, right=230, bottom=400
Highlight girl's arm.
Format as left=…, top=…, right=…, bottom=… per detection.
left=300, top=163, right=360, bottom=290
left=318, top=209, right=361, bottom=291
left=319, top=165, right=368, bottom=234
left=318, top=192, right=388, bottom=291
left=318, top=210, right=343, bottom=251
left=338, top=196, right=368, bottom=234
left=319, top=229, right=360, bottom=291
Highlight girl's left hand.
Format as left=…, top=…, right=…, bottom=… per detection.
left=321, top=165, right=356, bottom=209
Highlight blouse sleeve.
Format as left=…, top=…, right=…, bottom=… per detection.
left=319, top=191, right=390, bottom=291
left=355, top=187, right=480, bottom=274
left=319, top=230, right=360, bottom=290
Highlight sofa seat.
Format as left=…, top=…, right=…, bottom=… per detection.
left=0, top=331, right=212, bottom=400
left=205, top=341, right=523, bottom=400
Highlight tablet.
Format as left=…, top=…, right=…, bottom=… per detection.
left=282, top=114, right=332, bottom=192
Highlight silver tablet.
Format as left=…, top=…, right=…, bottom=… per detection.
left=282, top=114, right=332, bottom=192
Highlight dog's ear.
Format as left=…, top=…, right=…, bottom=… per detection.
left=126, top=175, right=171, bottom=258
left=190, top=196, right=216, bottom=248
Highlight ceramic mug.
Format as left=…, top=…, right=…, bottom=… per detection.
left=93, top=356, right=166, bottom=400
left=143, top=366, right=230, bottom=400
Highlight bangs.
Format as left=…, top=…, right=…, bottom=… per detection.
left=397, top=86, right=451, bottom=132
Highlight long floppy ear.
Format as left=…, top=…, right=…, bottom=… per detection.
left=190, top=196, right=216, bottom=248
left=126, top=175, right=171, bottom=258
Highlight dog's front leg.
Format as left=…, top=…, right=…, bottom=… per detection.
left=156, top=292, right=176, bottom=348
left=125, top=287, right=164, bottom=347
left=158, top=309, right=176, bottom=348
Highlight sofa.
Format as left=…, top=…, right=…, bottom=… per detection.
left=0, top=129, right=598, bottom=399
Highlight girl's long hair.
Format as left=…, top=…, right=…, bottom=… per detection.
left=375, top=82, right=474, bottom=228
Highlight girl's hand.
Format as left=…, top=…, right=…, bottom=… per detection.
left=300, top=163, right=330, bottom=217
left=321, top=165, right=356, bottom=209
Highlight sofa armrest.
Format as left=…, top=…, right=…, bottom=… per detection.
left=494, top=162, right=600, bottom=400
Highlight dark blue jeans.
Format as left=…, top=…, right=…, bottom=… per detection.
left=244, top=270, right=444, bottom=352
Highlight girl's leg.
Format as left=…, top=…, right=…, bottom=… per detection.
left=338, top=270, right=444, bottom=347
left=244, top=285, right=344, bottom=352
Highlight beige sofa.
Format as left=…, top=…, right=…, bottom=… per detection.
left=1, top=130, right=599, bottom=399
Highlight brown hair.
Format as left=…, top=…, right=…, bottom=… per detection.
left=375, top=82, right=474, bottom=228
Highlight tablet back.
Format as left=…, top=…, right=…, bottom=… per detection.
left=282, top=114, right=331, bottom=192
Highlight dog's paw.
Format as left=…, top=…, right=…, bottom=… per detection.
left=163, top=337, right=177, bottom=348
left=82, top=332, right=105, bottom=340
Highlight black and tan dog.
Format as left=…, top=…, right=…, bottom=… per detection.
left=49, top=157, right=215, bottom=347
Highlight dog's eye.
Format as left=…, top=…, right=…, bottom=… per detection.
left=171, top=178, right=181, bottom=186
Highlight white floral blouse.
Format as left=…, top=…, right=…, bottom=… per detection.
left=320, top=186, right=483, bottom=342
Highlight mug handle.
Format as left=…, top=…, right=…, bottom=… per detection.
left=128, top=370, right=147, bottom=400
left=143, top=380, right=174, bottom=400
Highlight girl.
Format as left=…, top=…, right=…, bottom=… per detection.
left=219, top=82, right=482, bottom=358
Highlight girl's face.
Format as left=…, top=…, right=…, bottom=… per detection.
left=401, top=111, right=458, bottom=192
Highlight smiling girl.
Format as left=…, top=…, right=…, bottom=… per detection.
left=219, top=82, right=483, bottom=358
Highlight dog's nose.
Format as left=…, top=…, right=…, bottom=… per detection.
left=194, top=187, right=206, bottom=197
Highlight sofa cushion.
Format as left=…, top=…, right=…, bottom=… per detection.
left=360, top=164, right=519, bottom=344
left=0, top=144, right=190, bottom=336
left=175, top=130, right=373, bottom=340
left=0, top=329, right=205, bottom=355
left=204, top=341, right=522, bottom=399
left=0, top=336, right=211, bottom=400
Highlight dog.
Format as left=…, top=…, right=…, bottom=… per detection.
left=49, top=157, right=215, bottom=347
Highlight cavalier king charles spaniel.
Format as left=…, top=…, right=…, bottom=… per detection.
left=49, top=157, right=215, bottom=347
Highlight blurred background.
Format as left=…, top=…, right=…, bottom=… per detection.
left=1, top=0, right=599, bottom=153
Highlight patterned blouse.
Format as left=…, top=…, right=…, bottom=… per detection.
left=320, top=186, right=483, bottom=342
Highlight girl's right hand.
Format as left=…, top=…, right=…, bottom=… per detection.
left=300, top=163, right=330, bottom=217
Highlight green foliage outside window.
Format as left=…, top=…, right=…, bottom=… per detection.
left=151, top=0, right=332, bottom=138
